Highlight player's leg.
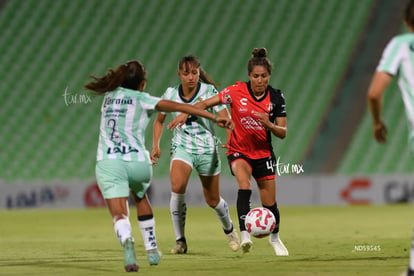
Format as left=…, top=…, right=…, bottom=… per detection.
left=128, top=161, right=161, bottom=265
left=229, top=156, right=253, bottom=253
left=169, top=158, right=192, bottom=254
left=105, top=198, right=132, bottom=244
left=408, top=224, right=414, bottom=275
left=197, top=152, right=239, bottom=251
left=256, top=178, right=279, bottom=231
left=96, top=159, right=138, bottom=272
left=131, top=193, right=161, bottom=265
left=105, top=197, right=139, bottom=271
left=199, top=173, right=240, bottom=251
left=407, top=133, right=414, bottom=275
left=257, top=178, right=288, bottom=256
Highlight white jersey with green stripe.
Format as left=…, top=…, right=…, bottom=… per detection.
left=162, top=82, right=227, bottom=154
left=377, top=33, right=414, bottom=129
left=96, top=87, right=161, bottom=162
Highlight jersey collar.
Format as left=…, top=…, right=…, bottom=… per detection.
left=246, top=81, right=269, bottom=102
left=179, top=82, right=201, bottom=103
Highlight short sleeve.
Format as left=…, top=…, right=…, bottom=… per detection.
left=139, top=92, right=162, bottom=110
left=377, top=37, right=402, bottom=76
left=275, top=91, right=287, bottom=117
left=218, top=85, right=236, bottom=105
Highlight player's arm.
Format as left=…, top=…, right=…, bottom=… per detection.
left=264, top=116, right=287, bottom=139
left=198, top=94, right=222, bottom=109
left=271, top=117, right=287, bottom=139
left=167, top=95, right=222, bottom=129
left=216, top=107, right=232, bottom=146
left=367, top=71, right=393, bottom=143
left=156, top=99, right=232, bottom=129
left=151, top=113, right=166, bottom=165
left=252, top=111, right=287, bottom=139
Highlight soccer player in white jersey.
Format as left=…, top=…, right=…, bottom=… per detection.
left=151, top=56, right=240, bottom=254
left=84, top=60, right=232, bottom=272
left=367, top=1, right=414, bottom=275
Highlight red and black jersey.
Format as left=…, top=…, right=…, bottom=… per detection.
left=218, top=81, right=286, bottom=159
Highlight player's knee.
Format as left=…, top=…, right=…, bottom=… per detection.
left=171, top=182, right=187, bottom=194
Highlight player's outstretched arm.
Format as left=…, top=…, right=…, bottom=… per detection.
left=167, top=95, right=222, bottom=129
left=156, top=99, right=232, bottom=129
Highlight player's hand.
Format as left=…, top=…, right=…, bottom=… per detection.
left=150, top=148, right=161, bottom=165
left=373, top=121, right=387, bottom=143
left=167, top=113, right=188, bottom=129
left=215, top=116, right=234, bottom=129
left=221, top=142, right=229, bottom=149
left=251, top=111, right=271, bottom=128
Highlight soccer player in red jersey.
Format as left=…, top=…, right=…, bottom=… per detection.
left=169, top=48, right=289, bottom=255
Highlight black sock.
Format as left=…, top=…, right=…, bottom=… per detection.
left=263, top=203, right=280, bottom=233
left=223, top=225, right=234, bottom=235
left=177, top=237, right=186, bottom=243
left=237, top=189, right=252, bottom=231
left=138, top=214, right=153, bottom=221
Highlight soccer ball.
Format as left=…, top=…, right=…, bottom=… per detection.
left=245, top=207, right=276, bottom=238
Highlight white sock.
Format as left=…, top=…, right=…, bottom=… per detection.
left=410, top=226, right=414, bottom=270
left=213, top=197, right=233, bottom=232
left=170, top=192, right=186, bottom=240
left=270, top=232, right=280, bottom=243
left=114, top=218, right=132, bottom=245
left=138, top=218, right=157, bottom=251
left=241, top=230, right=251, bottom=242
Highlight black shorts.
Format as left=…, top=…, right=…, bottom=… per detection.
left=227, top=152, right=276, bottom=181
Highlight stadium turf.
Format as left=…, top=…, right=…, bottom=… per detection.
left=0, top=204, right=411, bottom=275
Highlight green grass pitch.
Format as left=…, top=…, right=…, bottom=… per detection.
left=0, top=204, right=412, bottom=275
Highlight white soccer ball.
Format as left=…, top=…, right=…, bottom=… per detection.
left=245, top=207, right=276, bottom=238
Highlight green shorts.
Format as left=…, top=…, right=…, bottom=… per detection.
left=171, top=146, right=221, bottom=176
left=95, top=159, right=152, bottom=199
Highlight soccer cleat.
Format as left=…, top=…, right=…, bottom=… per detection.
left=240, top=239, right=253, bottom=254
left=269, top=233, right=289, bottom=256
left=170, top=240, right=187, bottom=254
left=226, top=229, right=240, bottom=252
left=123, top=237, right=139, bottom=272
left=146, top=248, right=162, bottom=265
